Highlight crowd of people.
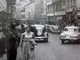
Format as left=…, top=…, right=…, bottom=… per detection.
left=0, top=21, right=37, bottom=60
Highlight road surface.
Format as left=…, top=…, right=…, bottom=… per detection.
left=34, top=33, right=80, bottom=60
left=1, top=33, right=80, bottom=60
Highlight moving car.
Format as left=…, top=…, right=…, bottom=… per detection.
left=31, top=24, right=48, bottom=42
left=48, top=25, right=60, bottom=33
left=60, top=25, right=80, bottom=44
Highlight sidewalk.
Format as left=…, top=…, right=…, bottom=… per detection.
left=0, top=47, right=22, bottom=60
left=0, top=54, right=7, bottom=60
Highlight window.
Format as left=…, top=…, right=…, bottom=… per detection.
left=62, top=0, right=66, bottom=6
left=21, top=7, right=25, bottom=12
left=21, top=14, right=25, bottom=19
left=72, top=0, right=76, bottom=5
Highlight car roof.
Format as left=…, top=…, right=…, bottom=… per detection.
left=65, top=25, right=80, bottom=29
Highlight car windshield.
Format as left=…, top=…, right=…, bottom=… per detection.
left=64, top=28, right=79, bottom=32
left=35, top=25, right=44, bottom=29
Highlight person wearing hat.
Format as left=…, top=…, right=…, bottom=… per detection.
left=5, top=22, right=18, bottom=60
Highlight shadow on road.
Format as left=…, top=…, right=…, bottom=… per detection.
left=61, top=41, right=80, bottom=45
left=36, top=41, right=49, bottom=43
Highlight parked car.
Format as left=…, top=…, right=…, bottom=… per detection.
left=60, top=25, right=80, bottom=44
left=31, top=24, right=48, bottom=42
left=48, top=25, right=60, bottom=33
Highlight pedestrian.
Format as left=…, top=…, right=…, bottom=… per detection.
left=17, top=24, right=25, bottom=46
left=19, top=26, right=37, bottom=60
left=0, top=29, right=5, bottom=58
left=29, top=26, right=38, bottom=36
left=5, top=22, right=18, bottom=60
left=21, top=24, right=25, bottom=33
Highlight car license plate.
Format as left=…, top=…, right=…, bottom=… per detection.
left=40, top=39, right=44, bottom=40
left=35, top=39, right=44, bottom=41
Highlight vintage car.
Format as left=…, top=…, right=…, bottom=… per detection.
left=31, top=24, right=48, bottom=42
left=60, top=25, right=80, bottom=44
left=48, top=25, right=60, bottom=33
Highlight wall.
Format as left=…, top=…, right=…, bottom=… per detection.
left=34, top=0, right=43, bottom=20
left=25, top=0, right=35, bottom=20
left=0, top=0, right=7, bottom=12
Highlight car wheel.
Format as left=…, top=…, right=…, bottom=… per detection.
left=61, top=40, right=64, bottom=44
left=45, top=38, right=48, bottom=42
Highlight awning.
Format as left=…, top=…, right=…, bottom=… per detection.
left=47, top=11, right=66, bottom=16
left=46, top=2, right=52, bottom=5
left=0, top=0, right=7, bottom=12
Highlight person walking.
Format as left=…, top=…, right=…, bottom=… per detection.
left=21, top=24, right=25, bottom=33
left=0, top=30, right=5, bottom=58
left=5, top=22, right=18, bottom=60
left=19, top=26, right=37, bottom=60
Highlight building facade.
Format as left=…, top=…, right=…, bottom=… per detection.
left=34, top=0, right=43, bottom=20
left=25, top=0, right=35, bottom=20
left=45, top=0, right=80, bottom=26
left=15, top=0, right=27, bottom=24
left=15, top=1, right=22, bottom=20
left=41, top=0, right=47, bottom=20
left=0, top=0, right=7, bottom=12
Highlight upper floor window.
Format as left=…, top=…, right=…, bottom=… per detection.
left=21, top=14, right=25, bottom=19
left=21, top=7, right=25, bottom=12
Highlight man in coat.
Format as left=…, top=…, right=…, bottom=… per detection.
left=5, top=22, right=18, bottom=60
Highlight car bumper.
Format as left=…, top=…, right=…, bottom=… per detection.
left=35, top=37, right=48, bottom=41
left=60, top=38, right=79, bottom=41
